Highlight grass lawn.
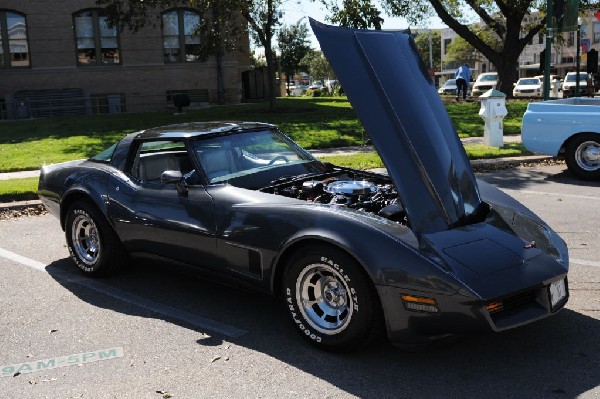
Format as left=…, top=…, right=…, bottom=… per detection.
left=0, top=96, right=530, bottom=172
left=0, top=177, right=39, bottom=202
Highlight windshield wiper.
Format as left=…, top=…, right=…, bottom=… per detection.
left=267, top=173, right=313, bottom=186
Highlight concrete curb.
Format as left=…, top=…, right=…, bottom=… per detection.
left=0, top=199, right=44, bottom=212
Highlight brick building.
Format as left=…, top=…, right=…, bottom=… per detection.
left=0, top=0, right=251, bottom=119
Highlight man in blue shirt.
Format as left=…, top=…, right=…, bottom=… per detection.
left=455, top=64, right=470, bottom=101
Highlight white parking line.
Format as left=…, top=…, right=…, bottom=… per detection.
left=571, top=258, right=600, bottom=268
left=0, top=247, right=247, bottom=338
left=504, top=189, right=600, bottom=201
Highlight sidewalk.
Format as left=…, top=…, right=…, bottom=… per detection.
left=0, top=134, right=552, bottom=211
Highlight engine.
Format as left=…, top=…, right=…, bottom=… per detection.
left=272, top=175, right=408, bottom=224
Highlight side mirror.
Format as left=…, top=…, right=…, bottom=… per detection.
left=513, top=83, right=516, bottom=87
left=161, top=170, right=188, bottom=195
left=161, top=170, right=183, bottom=184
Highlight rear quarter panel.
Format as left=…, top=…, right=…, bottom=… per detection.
left=522, top=99, right=600, bottom=156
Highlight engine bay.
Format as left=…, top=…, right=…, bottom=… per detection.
left=261, top=169, right=409, bottom=225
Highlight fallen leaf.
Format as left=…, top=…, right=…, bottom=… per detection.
left=210, top=356, right=221, bottom=363
left=163, top=394, right=174, bottom=399
left=28, top=380, right=37, bottom=385
left=13, top=372, right=21, bottom=377
left=49, top=329, right=58, bottom=333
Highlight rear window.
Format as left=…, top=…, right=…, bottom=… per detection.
left=90, top=142, right=118, bottom=163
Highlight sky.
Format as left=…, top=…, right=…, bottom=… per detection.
left=280, top=0, right=448, bottom=49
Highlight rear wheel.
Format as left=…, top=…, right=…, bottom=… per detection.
left=65, top=201, right=125, bottom=276
left=565, top=134, right=600, bottom=180
left=283, top=245, right=383, bottom=352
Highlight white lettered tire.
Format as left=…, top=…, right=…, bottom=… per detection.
left=65, top=201, right=125, bottom=277
left=283, top=245, right=383, bottom=352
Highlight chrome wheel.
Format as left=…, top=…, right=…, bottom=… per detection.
left=296, top=263, right=354, bottom=335
left=71, top=213, right=100, bottom=265
left=574, top=140, right=600, bottom=172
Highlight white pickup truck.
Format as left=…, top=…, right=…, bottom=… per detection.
left=522, top=98, right=600, bottom=180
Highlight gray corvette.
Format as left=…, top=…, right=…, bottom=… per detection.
left=38, top=21, right=569, bottom=352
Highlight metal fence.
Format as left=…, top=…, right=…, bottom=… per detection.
left=1, top=88, right=211, bottom=120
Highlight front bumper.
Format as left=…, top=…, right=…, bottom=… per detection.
left=376, top=275, right=568, bottom=344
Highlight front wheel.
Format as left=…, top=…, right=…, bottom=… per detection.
left=65, top=201, right=125, bottom=277
left=565, top=134, right=600, bottom=180
left=283, top=245, right=383, bottom=352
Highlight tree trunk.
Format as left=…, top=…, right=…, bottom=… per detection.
left=265, top=47, right=277, bottom=111
left=216, top=52, right=225, bottom=105
left=490, top=35, right=523, bottom=98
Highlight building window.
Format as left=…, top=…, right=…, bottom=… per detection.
left=74, top=9, right=120, bottom=66
left=0, top=10, right=29, bottom=68
left=568, top=31, right=575, bottom=46
left=594, top=22, right=600, bottom=44
left=162, top=9, right=201, bottom=63
left=538, top=33, right=544, bottom=45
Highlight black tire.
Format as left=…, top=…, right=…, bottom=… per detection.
left=283, top=245, right=384, bottom=352
left=565, top=134, right=600, bottom=180
left=65, top=201, right=125, bottom=277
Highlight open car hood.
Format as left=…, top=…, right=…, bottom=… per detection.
left=310, top=19, right=483, bottom=234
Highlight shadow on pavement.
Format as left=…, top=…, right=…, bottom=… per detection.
left=46, top=257, right=600, bottom=398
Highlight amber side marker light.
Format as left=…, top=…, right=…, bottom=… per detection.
left=401, top=294, right=439, bottom=313
left=486, top=301, right=504, bottom=314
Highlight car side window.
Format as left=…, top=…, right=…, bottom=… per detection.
left=129, top=140, right=194, bottom=183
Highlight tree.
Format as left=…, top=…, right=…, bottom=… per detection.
left=97, top=0, right=282, bottom=110
left=277, top=21, right=311, bottom=93
left=444, top=27, right=501, bottom=67
left=322, top=0, right=598, bottom=96
left=321, top=0, right=384, bottom=29
left=413, top=30, right=441, bottom=69
left=302, top=50, right=336, bottom=83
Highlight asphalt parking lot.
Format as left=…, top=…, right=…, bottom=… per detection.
left=0, top=162, right=599, bottom=399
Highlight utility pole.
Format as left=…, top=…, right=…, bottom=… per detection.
left=543, top=0, right=553, bottom=100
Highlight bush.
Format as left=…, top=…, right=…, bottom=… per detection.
left=304, top=88, right=321, bottom=97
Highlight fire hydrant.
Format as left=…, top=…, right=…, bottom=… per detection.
left=478, top=89, right=507, bottom=147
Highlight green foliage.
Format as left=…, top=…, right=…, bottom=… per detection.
left=301, top=50, right=336, bottom=82
left=413, top=30, right=441, bottom=69
left=304, top=88, right=322, bottom=97
left=0, top=177, right=39, bottom=202
left=278, top=21, right=312, bottom=83
left=321, top=0, right=384, bottom=29
left=0, top=97, right=531, bottom=173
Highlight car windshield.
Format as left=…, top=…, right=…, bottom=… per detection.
left=191, top=129, right=326, bottom=186
left=565, top=73, right=588, bottom=82
left=518, top=79, right=540, bottom=85
left=444, top=79, right=456, bottom=86
left=479, top=75, right=497, bottom=81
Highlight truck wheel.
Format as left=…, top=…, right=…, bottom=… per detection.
left=283, top=245, right=384, bottom=352
left=65, top=201, right=125, bottom=276
left=565, top=134, right=600, bottom=180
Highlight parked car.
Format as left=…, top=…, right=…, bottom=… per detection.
left=562, top=72, right=592, bottom=97
left=522, top=97, right=600, bottom=180
left=535, top=74, right=562, bottom=92
left=471, top=72, right=498, bottom=97
left=512, top=77, right=543, bottom=98
left=438, top=79, right=457, bottom=95
left=39, top=21, right=570, bottom=352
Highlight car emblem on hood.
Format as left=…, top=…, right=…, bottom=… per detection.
left=310, top=19, right=483, bottom=234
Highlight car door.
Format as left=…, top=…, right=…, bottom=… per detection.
left=108, top=138, right=219, bottom=269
